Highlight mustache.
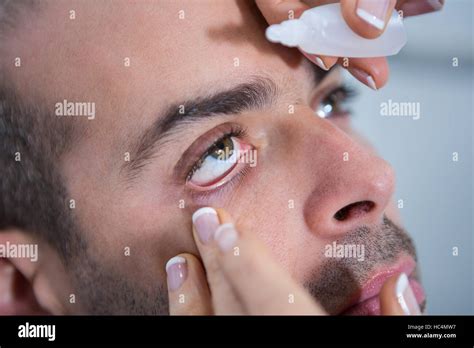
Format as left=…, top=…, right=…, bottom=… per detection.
left=303, top=216, right=418, bottom=314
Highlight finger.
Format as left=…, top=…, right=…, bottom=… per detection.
left=255, top=0, right=310, bottom=25
left=211, top=208, right=326, bottom=315
left=166, top=253, right=213, bottom=315
left=300, top=50, right=338, bottom=71
left=341, top=56, right=389, bottom=90
left=191, top=208, right=243, bottom=314
left=380, top=273, right=421, bottom=315
left=341, top=0, right=397, bottom=39
left=397, top=0, right=444, bottom=17
left=256, top=0, right=338, bottom=71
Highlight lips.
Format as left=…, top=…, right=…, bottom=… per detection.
left=339, top=256, right=426, bottom=315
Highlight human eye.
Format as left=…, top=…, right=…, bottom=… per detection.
left=312, top=84, right=358, bottom=119
left=180, top=123, right=254, bottom=192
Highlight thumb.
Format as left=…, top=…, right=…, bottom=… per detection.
left=341, top=0, right=397, bottom=39
left=255, top=0, right=309, bottom=25
left=380, top=272, right=421, bottom=315
left=166, top=253, right=213, bottom=315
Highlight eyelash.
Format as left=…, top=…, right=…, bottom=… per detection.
left=185, top=83, right=357, bottom=198
left=315, top=84, right=357, bottom=117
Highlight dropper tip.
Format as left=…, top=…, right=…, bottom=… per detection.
left=265, top=24, right=282, bottom=43
left=265, top=20, right=307, bottom=47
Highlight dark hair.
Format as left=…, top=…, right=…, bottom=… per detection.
left=0, top=86, right=83, bottom=263
left=0, top=0, right=38, bottom=38
left=0, top=0, right=82, bottom=263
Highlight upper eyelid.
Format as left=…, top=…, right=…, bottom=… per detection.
left=311, top=83, right=355, bottom=107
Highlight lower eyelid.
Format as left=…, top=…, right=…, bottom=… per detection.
left=187, top=164, right=252, bottom=204
left=186, top=141, right=254, bottom=193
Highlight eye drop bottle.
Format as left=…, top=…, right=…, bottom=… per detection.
left=265, top=3, right=407, bottom=58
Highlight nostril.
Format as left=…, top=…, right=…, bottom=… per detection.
left=333, top=201, right=375, bottom=221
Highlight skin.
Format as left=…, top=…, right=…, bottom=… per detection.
left=169, top=208, right=407, bottom=314
left=0, top=0, right=428, bottom=315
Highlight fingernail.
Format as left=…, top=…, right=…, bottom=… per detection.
left=214, top=223, right=238, bottom=252
left=356, top=0, right=391, bottom=30
left=348, top=67, right=377, bottom=90
left=192, top=207, right=220, bottom=244
left=300, top=50, right=329, bottom=71
left=395, top=273, right=421, bottom=315
left=314, top=56, right=329, bottom=71
left=400, top=0, right=443, bottom=17
left=166, top=256, right=187, bottom=291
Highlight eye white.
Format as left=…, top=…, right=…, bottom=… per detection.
left=190, top=138, right=240, bottom=186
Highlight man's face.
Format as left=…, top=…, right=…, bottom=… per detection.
left=9, top=0, right=424, bottom=314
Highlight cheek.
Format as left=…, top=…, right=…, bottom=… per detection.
left=235, top=201, right=328, bottom=282
left=100, top=190, right=201, bottom=282
left=141, top=207, right=201, bottom=263
left=327, top=115, right=352, bottom=132
left=224, top=176, right=318, bottom=273
left=332, top=119, right=378, bottom=155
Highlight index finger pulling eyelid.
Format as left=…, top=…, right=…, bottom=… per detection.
left=194, top=207, right=239, bottom=253
left=191, top=207, right=245, bottom=314
left=192, top=207, right=220, bottom=245
left=192, top=207, right=240, bottom=253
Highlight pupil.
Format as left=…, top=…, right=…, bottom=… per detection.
left=211, top=137, right=234, bottom=160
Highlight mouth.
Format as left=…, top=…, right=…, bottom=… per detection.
left=338, top=256, right=425, bottom=315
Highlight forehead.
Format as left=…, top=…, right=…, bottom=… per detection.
left=7, top=0, right=309, bottom=149
left=10, top=0, right=305, bottom=102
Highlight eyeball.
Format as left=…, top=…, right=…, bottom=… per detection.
left=190, top=136, right=242, bottom=186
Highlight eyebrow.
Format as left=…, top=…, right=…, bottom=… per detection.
left=122, top=64, right=328, bottom=181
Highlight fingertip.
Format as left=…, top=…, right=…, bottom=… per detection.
left=300, top=50, right=337, bottom=71
left=166, top=253, right=212, bottom=315
left=380, top=273, right=404, bottom=315
left=345, top=57, right=389, bottom=90
left=179, top=252, right=205, bottom=273
left=166, top=253, right=205, bottom=292
left=192, top=207, right=220, bottom=245
left=370, top=58, right=390, bottom=89
left=341, top=0, right=397, bottom=39
left=165, top=254, right=188, bottom=293
left=192, top=206, right=217, bottom=224
left=255, top=0, right=310, bottom=25
left=165, top=255, right=186, bottom=273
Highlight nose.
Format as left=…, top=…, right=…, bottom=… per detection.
left=301, top=121, right=395, bottom=238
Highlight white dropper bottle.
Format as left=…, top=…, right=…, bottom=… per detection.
left=265, top=3, right=406, bottom=58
